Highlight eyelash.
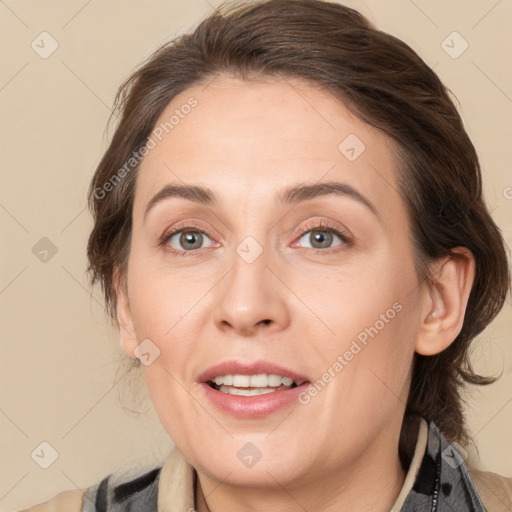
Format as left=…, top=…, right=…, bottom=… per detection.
left=294, top=220, right=352, bottom=255
left=158, top=220, right=352, bottom=257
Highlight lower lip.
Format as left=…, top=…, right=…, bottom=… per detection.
left=199, top=382, right=311, bottom=418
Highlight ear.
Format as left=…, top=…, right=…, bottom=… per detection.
left=415, top=247, right=475, bottom=356
left=113, top=266, right=138, bottom=359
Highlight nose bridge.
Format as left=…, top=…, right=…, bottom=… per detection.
left=212, top=232, right=290, bottom=334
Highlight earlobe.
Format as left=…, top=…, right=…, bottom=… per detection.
left=415, top=247, right=475, bottom=356
left=113, top=267, right=138, bottom=359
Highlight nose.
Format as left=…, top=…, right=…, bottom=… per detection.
left=212, top=247, right=291, bottom=337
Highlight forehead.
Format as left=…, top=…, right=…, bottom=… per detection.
left=134, top=76, right=403, bottom=220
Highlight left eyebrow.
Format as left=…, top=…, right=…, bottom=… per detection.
left=143, top=180, right=380, bottom=221
left=278, top=181, right=380, bottom=220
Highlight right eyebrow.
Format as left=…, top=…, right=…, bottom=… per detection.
left=144, top=184, right=217, bottom=221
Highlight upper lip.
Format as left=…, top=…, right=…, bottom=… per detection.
left=198, top=360, right=310, bottom=383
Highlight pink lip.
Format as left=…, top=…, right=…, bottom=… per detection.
left=198, top=381, right=311, bottom=418
left=197, top=360, right=311, bottom=418
left=197, top=359, right=310, bottom=384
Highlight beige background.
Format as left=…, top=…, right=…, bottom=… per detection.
left=0, top=0, right=511, bottom=510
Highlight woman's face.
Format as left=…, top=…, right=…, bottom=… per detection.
left=118, top=76, right=429, bottom=489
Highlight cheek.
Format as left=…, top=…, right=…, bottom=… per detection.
left=127, top=256, right=209, bottom=339
left=139, top=364, right=191, bottom=446
left=304, top=260, right=419, bottom=407
left=297, top=259, right=413, bottom=351
left=125, top=265, right=204, bottom=420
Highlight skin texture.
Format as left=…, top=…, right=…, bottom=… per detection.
left=116, top=76, right=475, bottom=512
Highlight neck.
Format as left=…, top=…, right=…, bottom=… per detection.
left=194, top=421, right=409, bottom=512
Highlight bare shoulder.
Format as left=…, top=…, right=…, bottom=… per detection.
left=18, top=488, right=87, bottom=512
left=467, top=465, right=512, bottom=512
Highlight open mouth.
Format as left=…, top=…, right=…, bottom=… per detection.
left=206, top=376, right=306, bottom=396
left=200, top=371, right=311, bottom=417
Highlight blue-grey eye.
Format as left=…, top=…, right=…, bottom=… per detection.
left=299, top=229, right=343, bottom=249
left=168, top=230, right=213, bottom=251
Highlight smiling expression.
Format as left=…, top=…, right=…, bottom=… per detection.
left=116, top=75, right=427, bottom=492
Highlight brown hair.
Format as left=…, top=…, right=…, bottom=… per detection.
left=86, top=0, right=510, bottom=448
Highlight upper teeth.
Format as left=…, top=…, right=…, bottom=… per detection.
left=213, top=374, right=304, bottom=388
